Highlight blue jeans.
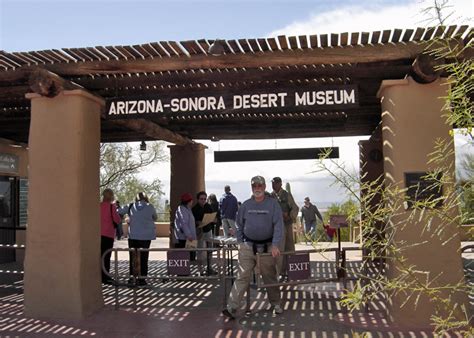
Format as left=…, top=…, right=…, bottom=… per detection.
left=304, top=221, right=316, bottom=235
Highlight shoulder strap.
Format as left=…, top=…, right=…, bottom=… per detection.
left=110, top=204, right=118, bottom=227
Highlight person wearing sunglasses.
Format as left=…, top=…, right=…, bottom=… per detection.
left=192, top=191, right=217, bottom=275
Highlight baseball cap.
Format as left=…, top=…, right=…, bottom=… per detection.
left=180, top=192, right=193, bottom=203
left=271, top=177, right=282, bottom=183
left=251, top=176, right=266, bottom=185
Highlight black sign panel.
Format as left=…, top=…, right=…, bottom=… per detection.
left=287, top=253, right=311, bottom=281
left=167, top=251, right=191, bottom=276
left=0, top=154, right=18, bottom=174
left=405, top=172, right=443, bottom=208
left=214, top=147, right=339, bottom=162
left=105, top=84, right=359, bottom=119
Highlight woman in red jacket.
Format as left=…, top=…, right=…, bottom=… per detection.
left=100, top=188, right=122, bottom=284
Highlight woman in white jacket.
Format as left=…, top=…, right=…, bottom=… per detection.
left=128, top=192, right=157, bottom=286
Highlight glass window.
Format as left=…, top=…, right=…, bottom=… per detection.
left=0, top=181, right=12, bottom=218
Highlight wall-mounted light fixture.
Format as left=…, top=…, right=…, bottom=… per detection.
left=208, top=39, right=225, bottom=56
left=140, top=141, right=147, bottom=151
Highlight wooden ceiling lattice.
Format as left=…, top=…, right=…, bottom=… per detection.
left=0, top=26, right=472, bottom=143
left=0, top=25, right=471, bottom=71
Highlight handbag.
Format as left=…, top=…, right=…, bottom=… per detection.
left=185, top=239, right=198, bottom=249
left=110, top=204, right=119, bottom=229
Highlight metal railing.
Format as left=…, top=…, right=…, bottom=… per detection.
left=255, top=246, right=361, bottom=289
left=101, top=243, right=365, bottom=311
left=101, top=247, right=223, bottom=309
left=0, top=244, right=25, bottom=275
left=0, top=241, right=469, bottom=311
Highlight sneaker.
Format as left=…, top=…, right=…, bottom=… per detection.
left=137, top=279, right=147, bottom=286
left=273, top=305, right=283, bottom=315
left=207, top=268, right=218, bottom=276
left=102, top=278, right=114, bottom=285
left=222, top=306, right=236, bottom=319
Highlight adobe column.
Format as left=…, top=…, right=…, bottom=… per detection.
left=169, top=143, right=206, bottom=244
left=378, top=77, right=467, bottom=327
left=359, top=125, right=384, bottom=249
left=24, top=90, right=104, bottom=319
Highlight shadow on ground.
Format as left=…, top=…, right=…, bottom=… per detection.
left=0, top=256, right=470, bottom=337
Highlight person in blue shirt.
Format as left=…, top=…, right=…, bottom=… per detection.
left=219, top=185, right=239, bottom=237
left=115, top=200, right=128, bottom=240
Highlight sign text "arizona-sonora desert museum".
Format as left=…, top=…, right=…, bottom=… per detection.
left=106, top=84, right=358, bottom=118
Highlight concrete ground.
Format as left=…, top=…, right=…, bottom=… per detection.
left=0, top=238, right=471, bottom=337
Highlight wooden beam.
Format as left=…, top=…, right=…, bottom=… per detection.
left=410, top=53, right=444, bottom=84
left=69, top=63, right=411, bottom=90
left=0, top=41, right=462, bottom=84
left=28, top=69, right=84, bottom=97
left=100, top=126, right=377, bottom=142
left=165, top=114, right=381, bottom=139
left=111, top=118, right=193, bottom=145
left=179, top=126, right=379, bottom=140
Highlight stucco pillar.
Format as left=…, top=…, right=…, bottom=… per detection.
left=359, top=125, right=384, bottom=249
left=168, top=143, right=206, bottom=245
left=378, top=77, right=468, bottom=327
left=24, top=90, right=104, bottom=319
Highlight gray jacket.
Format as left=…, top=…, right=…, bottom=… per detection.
left=128, top=201, right=158, bottom=241
left=235, top=196, right=283, bottom=246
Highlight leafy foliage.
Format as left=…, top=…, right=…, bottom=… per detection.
left=99, top=141, right=168, bottom=208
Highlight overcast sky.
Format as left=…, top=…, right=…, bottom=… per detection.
left=1, top=0, right=472, bottom=206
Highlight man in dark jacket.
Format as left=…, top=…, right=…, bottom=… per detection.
left=192, top=191, right=216, bottom=275
left=219, top=185, right=239, bottom=237
left=300, top=197, right=323, bottom=243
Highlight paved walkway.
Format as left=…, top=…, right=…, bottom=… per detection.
left=0, top=239, right=471, bottom=337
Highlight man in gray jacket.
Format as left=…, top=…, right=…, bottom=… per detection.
left=222, top=176, right=284, bottom=319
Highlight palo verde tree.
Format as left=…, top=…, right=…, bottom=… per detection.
left=313, top=2, right=473, bottom=335
left=100, top=141, right=168, bottom=208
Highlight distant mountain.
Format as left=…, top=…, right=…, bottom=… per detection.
left=158, top=176, right=348, bottom=209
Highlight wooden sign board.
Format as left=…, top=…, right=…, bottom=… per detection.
left=105, top=84, right=359, bottom=119
left=329, top=215, right=349, bottom=229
